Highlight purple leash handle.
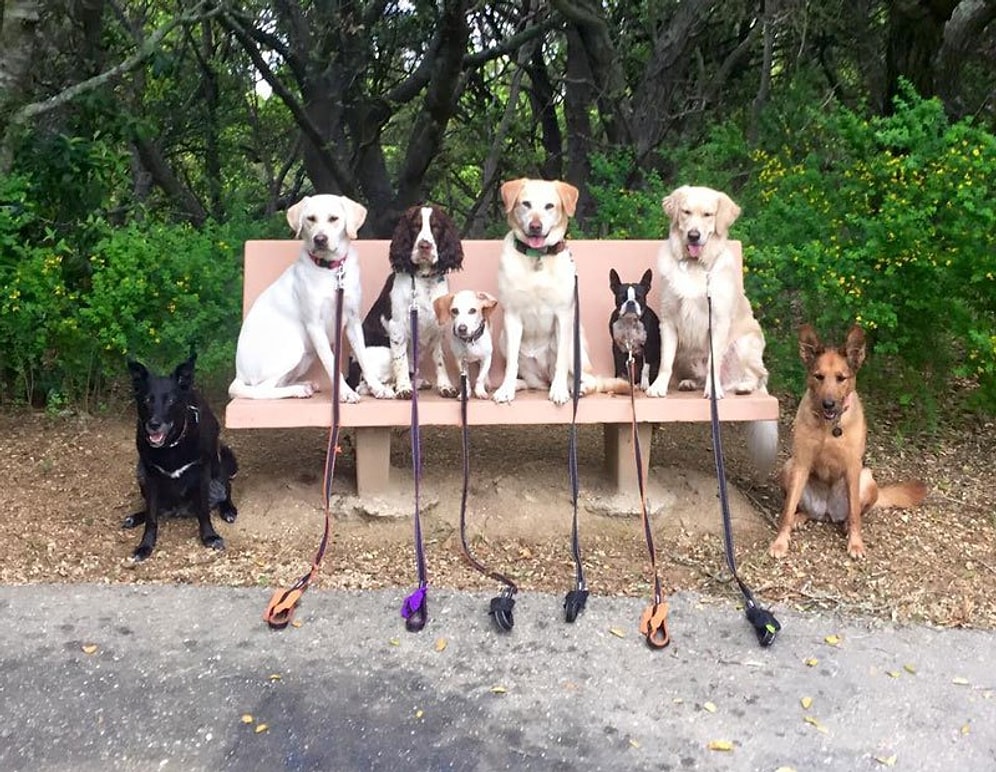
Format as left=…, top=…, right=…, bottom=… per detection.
left=401, top=297, right=428, bottom=632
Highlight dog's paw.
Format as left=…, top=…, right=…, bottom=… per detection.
left=438, top=383, right=459, bottom=399
left=678, top=379, right=699, bottom=391
left=548, top=382, right=570, bottom=405
left=703, top=384, right=726, bottom=399
left=645, top=382, right=668, bottom=398
left=493, top=384, right=516, bottom=404
left=394, top=386, right=414, bottom=400
left=473, top=386, right=489, bottom=400
left=847, top=534, right=865, bottom=559
left=131, top=544, right=154, bottom=562
left=768, top=535, right=791, bottom=559
left=733, top=379, right=758, bottom=395
left=340, top=387, right=361, bottom=403
left=367, top=382, right=395, bottom=399
left=219, top=504, right=238, bottom=523
left=202, top=533, right=226, bottom=551
left=295, top=382, right=318, bottom=398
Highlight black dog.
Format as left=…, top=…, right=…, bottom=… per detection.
left=124, top=355, right=238, bottom=561
left=609, top=268, right=661, bottom=389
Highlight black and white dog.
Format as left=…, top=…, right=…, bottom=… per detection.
left=609, top=268, right=661, bottom=390
left=125, top=355, right=238, bottom=561
left=351, top=205, right=464, bottom=398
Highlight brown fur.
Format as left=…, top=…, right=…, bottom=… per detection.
left=769, top=325, right=928, bottom=559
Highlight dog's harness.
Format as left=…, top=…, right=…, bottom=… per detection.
left=263, top=266, right=347, bottom=630
left=400, top=277, right=430, bottom=632
left=705, top=274, right=781, bottom=647
left=456, top=361, right=518, bottom=631
left=622, top=348, right=670, bottom=649
left=563, top=274, right=589, bottom=623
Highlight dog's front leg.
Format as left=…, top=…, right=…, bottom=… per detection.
left=474, top=352, right=492, bottom=399
left=431, top=335, right=457, bottom=398
left=548, top=308, right=573, bottom=405
left=646, top=318, right=677, bottom=397
left=133, top=474, right=159, bottom=561
left=493, top=313, right=523, bottom=403
left=703, top=315, right=731, bottom=400
left=387, top=316, right=414, bottom=399
left=196, top=468, right=224, bottom=551
left=770, top=460, right=810, bottom=558
left=308, top=323, right=360, bottom=403
left=844, top=464, right=865, bottom=559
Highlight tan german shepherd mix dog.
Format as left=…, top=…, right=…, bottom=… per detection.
left=769, top=325, right=927, bottom=559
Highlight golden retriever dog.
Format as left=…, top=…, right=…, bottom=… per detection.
left=769, top=325, right=928, bottom=559
left=492, top=177, right=628, bottom=405
left=645, top=184, right=777, bottom=467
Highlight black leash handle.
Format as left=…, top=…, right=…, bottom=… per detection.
left=400, top=299, right=429, bottom=632
left=706, top=286, right=780, bottom=647
left=563, top=274, right=589, bottom=623
left=457, top=371, right=518, bottom=632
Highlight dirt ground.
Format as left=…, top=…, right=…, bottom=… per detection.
left=1, top=394, right=993, bottom=629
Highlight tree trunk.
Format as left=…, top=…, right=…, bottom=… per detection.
left=935, top=0, right=996, bottom=116
left=885, top=0, right=958, bottom=109
left=0, top=0, right=42, bottom=172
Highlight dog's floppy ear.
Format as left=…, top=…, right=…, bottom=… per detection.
left=640, top=268, right=653, bottom=289
left=433, top=207, right=465, bottom=272
left=555, top=181, right=580, bottom=218
left=477, top=291, right=499, bottom=320
left=433, top=293, right=455, bottom=326
left=714, top=191, right=742, bottom=236
left=843, top=325, right=866, bottom=373
left=500, top=178, right=528, bottom=213
left=662, top=187, right=688, bottom=220
left=389, top=206, right=417, bottom=272
left=127, top=360, right=149, bottom=396
left=173, top=354, right=197, bottom=392
left=798, top=325, right=823, bottom=366
left=286, top=197, right=309, bottom=237
left=340, top=196, right=368, bottom=240
left=609, top=269, right=621, bottom=291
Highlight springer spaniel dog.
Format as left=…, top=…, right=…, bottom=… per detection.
left=351, top=205, right=465, bottom=398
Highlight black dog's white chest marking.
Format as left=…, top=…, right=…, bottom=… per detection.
left=150, top=459, right=199, bottom=479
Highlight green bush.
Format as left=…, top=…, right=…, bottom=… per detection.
left=737, top=84, right=995, bottom=415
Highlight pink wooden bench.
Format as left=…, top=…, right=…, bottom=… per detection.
left=225, top=239, right=779, bottom=496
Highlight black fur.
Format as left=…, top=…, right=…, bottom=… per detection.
left=609, top=268, right=662, bottom=385
left=124, top=355, right=238, bottom=561
left=348, top=204, right=464, bottom=387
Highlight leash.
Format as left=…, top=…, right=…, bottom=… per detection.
left=563, top=274, right=589, bottom=623
left=706, top=277, right=781, bottom=647
left=263, top=272, right=346, bottom=629
left=400, top=286, right=429, bottom=632
left=457, top=367, right=517, bottom=631
left=625, top=351, right=670, bottom=648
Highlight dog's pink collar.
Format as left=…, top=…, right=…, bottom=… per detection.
left=309, top=251, right=347, bottom=270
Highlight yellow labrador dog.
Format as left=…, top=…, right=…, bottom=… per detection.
left=492, top=178, right=627, bottom=405
left=229, top=194, right=391, bottom=403
left=645, top=185, right=777, bottom=467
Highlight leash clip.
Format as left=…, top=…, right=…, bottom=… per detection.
left=744, top=598, right=781, bottom=647
left=401, top=586, right=428, bottom=632
left=639, top=601, right=671, bottom=649
left=489, top=588, right=516, bottom=632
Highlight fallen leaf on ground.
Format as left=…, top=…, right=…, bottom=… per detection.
left=873, top=754, right=897, bottom=766
left=804, top=658, right=819, bottom=667
left=800, top=696, right=813, bottom=710
left=824, top=634, right=841, bottom=646
left=609, top=627, right=626, bottom=638
left=240, top=714, right=253, bottom=724
left=254, top=724, right=268, bottom=734
left=81, top=644, right=98, bottom=655
left=435, top=638, right=447, bottom=652
left=903, top=663, right=916, bottom=674
left=490, top=685, right=507, bottom=694
left=702, top=701, right=717, bottom=713
left=952, top=677, right=970, bottom=685
left=707, top=740, right=733, bottom=752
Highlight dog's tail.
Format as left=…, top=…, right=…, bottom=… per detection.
left=876, top=480, right=928, bottom=509
left=219, top=444, right=239, bottom=480
left=746, top=419, right=779, bottom=475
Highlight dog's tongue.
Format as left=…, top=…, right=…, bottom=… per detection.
left=148, top=430, right=167, bottom=447
left=687, top=243, right=702, bottom=259
left=527, top=235, right=547, bottom=249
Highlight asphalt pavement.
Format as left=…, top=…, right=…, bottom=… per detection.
left=1, top=584, right=992, bottom=771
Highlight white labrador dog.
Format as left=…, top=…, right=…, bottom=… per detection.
left=645, top=185, right=777, bottom=468
left=228, top=194, right=391, bottom=403
left=493, top=177, right=628, bottom=405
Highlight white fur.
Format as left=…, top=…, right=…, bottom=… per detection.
left=435, top=290, right=498, bottom=400
left=228, top=194, right=391, bottom=403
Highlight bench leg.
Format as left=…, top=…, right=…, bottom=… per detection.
left=354, top=427, right=392, bottom=497
left=603, top=423, right=652, bottom=492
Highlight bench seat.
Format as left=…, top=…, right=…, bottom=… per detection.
left=226, top=238, right=778, bottom=496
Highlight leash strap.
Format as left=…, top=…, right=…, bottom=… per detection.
left=627, top=354, right=670, bottom=649
left=400, top=300, right=429, bottom=632
left=457, top=370, right=517, bottom=631
left=563, top=274, right=589, bottom=623
left=706, top=284, right=781, bottom=647
left=264, top=278, right=345, bottom=630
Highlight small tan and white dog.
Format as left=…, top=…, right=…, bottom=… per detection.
left=433, top=290, right=498, bottom=400
left=645, top=185, right=777, bottom=468
left=493, top=177, right=628, bottom=405
left=228, top=194, right=391, bottom=403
